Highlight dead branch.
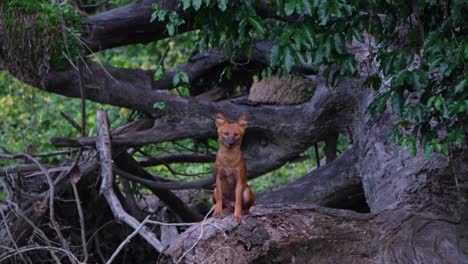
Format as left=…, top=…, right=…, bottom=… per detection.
left=95, top=108, right=164, bottom=252
left=71, top=181, right=88, bottom=263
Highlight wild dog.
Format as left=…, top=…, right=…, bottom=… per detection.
left=212, top=113, right=255, bottom=222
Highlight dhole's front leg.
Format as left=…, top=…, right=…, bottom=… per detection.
left=233, top=182, right=243, bottom=222
left=213, top=168, right=223, bottom=218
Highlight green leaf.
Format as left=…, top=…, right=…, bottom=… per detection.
left=303, top=26, right=316, bottom=49
left=284, top=0, right=296, bottom=16
left=363, top=75, right=381, bottom=90
left=333, top=33, right=344, bottom=54
left=284, top=46, right=294, bottom=72
left=302, top=0, right=312, bottom=15
left=182, top=0, right=191, bottom=10
left=173, top=72, right=189, bottom=87
left=434, top=96, right=443, bottom=111
left=150, top=12, right=158, bottom=23
left=167, top=23, right=175, bottom=36
left=369, top=91, right=390, bottom=114
left=270, top=45, right=281, bottom=67
left=295, top=0, right=304, bottom=14
left=153, top=67, right=164, bottom=81
left=350, top=27, right=364, bottom=43
left=391, top=91, right=404, bottom=115
left=217, top=0, right=227, bottom=11
left=193, top=0, right=202, bottom=10
left=247, top=17, right=265, bottom=36
left=179, top=72, right=189, bottom=84
left=317, top=0, right=329, bottom=25
left=173, top=73, right=180, bottom=87
left=157, top=10, right=168, bottom=21
left=454, top=79, right=467, bottom=94
left=410, top=138, right=417, bottom=156
left=153, top=101, right=167, bottom=110
left=225, top=67, right=232, bottom=80
left=424, top=143, right=433, bottom=157
left=323, top=37, right=332, bottom=58
left=410, top=70, right=428, bottom=91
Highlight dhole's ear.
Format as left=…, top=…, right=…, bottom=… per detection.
left=215, top=113, right=227, bottom=128
left=237, top=114, right=248, bottom=129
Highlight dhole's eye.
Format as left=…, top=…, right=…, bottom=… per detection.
left=223, top=132, right=229, bottom=136
left=234, top=133, right=239, bottom=137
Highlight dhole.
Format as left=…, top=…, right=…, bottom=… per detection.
left=213, top=113, right=255, bottom=222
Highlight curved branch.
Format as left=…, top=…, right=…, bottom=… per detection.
left=114, top=167, right=214, bottom=190
left=137, top=152, right=216, bottom=167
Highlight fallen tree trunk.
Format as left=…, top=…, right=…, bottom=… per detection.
left=163, top=204, right=378, bottom=264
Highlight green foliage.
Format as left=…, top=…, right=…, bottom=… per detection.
left=366, top=0, right=467, bottom=155
left=173, top=72, right=190, bottom=87
left=151, top=0, right=361, bottom=79
left=153, top=101, right=167, bottom=110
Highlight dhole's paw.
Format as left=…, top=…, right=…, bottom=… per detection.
left=233, top=214, right=242, bottom=223
left=213, top=209, right=223, bottom=218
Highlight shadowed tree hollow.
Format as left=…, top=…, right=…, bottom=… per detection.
left=0, top=0, right=467, bottom=263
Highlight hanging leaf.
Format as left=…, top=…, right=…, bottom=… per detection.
left=153, top=101, right=167, bottom=110
left=284, top=0, right=296, bottom=16
left=391, top=91, right=404, bottom=115
left=153, top=67, right=164, bottom=81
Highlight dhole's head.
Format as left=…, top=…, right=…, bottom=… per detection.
left=215, top=113, right=248, bottom=149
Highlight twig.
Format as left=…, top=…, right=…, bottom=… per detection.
left=60, top=111, right=83, bottom=132
left=96, top=109, right=164, bottom=252
left=105, top=215, right=151, bottom=264
left=314, top=143, right=320, bottom=168
left=177, top=206, right=215, bottom=264
left=146, top=220, right=199, bottom=226
left=0, top=246, right=82, bottom=263
left=72, top=181, right=88, bottom=263
left=158, top=46, right=170, bottom=68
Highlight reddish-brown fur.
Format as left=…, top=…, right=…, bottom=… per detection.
left=212, top=113, right=255, bottom=222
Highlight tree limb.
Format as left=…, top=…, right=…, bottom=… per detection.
left=82, top=0, right=193, bottom=52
